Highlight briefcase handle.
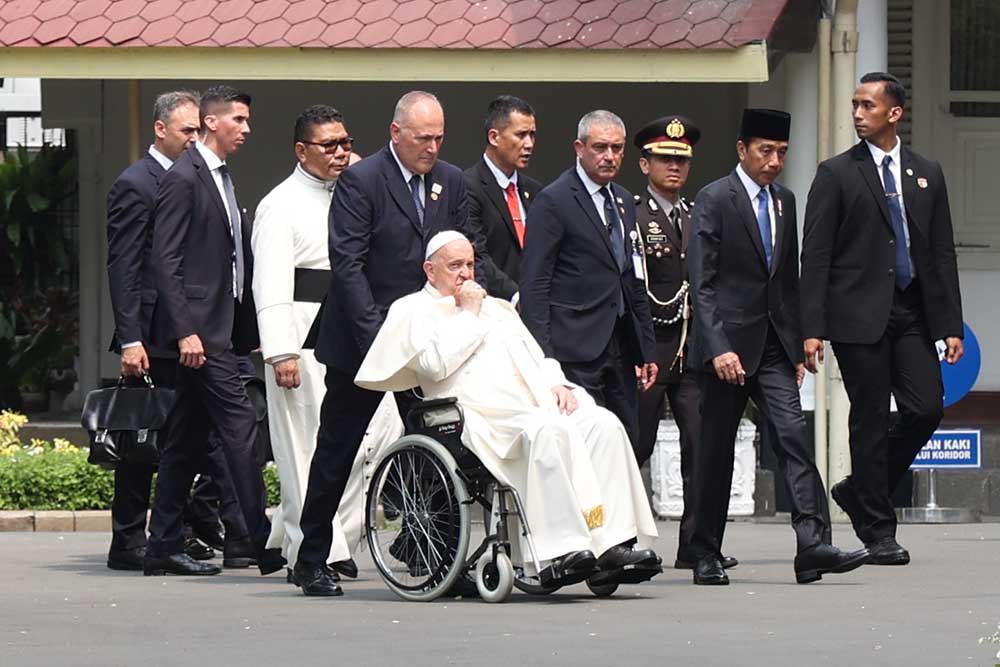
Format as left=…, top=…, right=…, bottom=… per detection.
left=117, top=373, right=156, bottom=389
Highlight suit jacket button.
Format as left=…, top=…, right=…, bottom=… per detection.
left=888, top=268, right=894, bottom=276
left=680, top=253, right=686, bottom=260
left=889, top=239, right=895, bottom=246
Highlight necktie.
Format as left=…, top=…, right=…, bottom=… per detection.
left=409, top=175, right=424, bottom=225
left=882, top=155, right=913, bottom=290
left=756, top=188, right=773, bottom=270
left=218, top=164, right=244, bottom=301
left=505, top=182, right=525, bottom=248
left=670, top=206, right=683, bottom=241
left=600, top=187, right=626, bottom=272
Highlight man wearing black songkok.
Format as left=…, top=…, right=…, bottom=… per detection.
left=685, top=109, right=869, bottom=586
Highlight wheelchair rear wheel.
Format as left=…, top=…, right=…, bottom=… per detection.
left=367, top=435, right=471, bottom=602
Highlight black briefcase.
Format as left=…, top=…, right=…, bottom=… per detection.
left=80, top=374, right=176, bottom=470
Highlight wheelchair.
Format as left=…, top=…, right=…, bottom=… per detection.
left=365, top=398, right=622, bottom=603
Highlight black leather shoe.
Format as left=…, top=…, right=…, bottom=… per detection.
left=291, top=563, right=343, bottom=597
left=222, top=539, right=257, bottom=569
left=830, top=479, right=864, bottom=536
left=189, top=522, right=225, bottom=552
left=183, top=537, right=215, bottom=561
left=794, top=544, right=870, bottom=584
left=539, top=550, right=598, bottom=587
left=693, top=556, right=729, bottom=585
left=441, top=571, right=480, bottom=599
left=593, top=545, right=662, bottom=584
left=329, top=558, right=358, bottom=579
left=257, top=548, right=286, bottom=576
left=866, top=536, right=910, bottom=565
left=144, top=552, right=222, bottom=576
left=107, top=546, right=145, bottom=571
left=675, top=555, right=738, bottom=570
left=288, top=566, right=339, bottom=583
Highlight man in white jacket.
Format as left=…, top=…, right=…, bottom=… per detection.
left=355, top=231, right=661, bottom=588
left=252, top=106, right=402, bottom=580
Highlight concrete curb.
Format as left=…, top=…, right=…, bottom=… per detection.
left=0, top=508, right=280, bottom=532
left=0, top=510, right=112, bottom=532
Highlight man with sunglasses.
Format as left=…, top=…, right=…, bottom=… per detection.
left=252, top=105, right=403, bottom=585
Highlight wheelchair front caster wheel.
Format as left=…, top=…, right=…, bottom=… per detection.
left=476, top=551, right=514, bottom=603
left=586, top=580, right=619, bottom=598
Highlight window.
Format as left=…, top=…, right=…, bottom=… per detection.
left=950, top=0, right=1000, bottom=117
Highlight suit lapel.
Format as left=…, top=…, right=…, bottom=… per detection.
left=478, top=160, right=518, bottom=244
left=571, top=171, right=617, bottom=268
left=190, top=147, right=231, bottom=235
left=769, top=184, right=784, bottom=277
left=144, top=154, right=165, bottom=184
left=854, top=141, right=892, bottom=231
left=423, top=169, right=440, bottom=230
left=899, top=146, right=926, bottom=238
left=728, top=171, right=767, bottom=267
left=380, top=148, right=422, bottom=234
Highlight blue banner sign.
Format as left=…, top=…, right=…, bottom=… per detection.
left=910, top=429, right=981, bottom=469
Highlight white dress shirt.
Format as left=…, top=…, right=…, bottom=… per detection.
left=576, top=160, right=624, bottom=240
left=735, top=163, right=777, bottom=244
left=483, top=153, right=526, bottom=224
left=195, top=140, right=240, bottom=297
left=121, top=146, right=175, bottom=350
left=866, top=138, right=915, bottom=277
left=389, top=141, right=424, bottom=207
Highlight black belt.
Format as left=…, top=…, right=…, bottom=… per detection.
left=293, top=268, right=330, bottom=303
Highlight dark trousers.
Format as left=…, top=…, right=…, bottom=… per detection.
left=690, top=328, right=831, bottom=560
left=109, top=360, right=247, bottom=552
left=636, top=369, right=700, bottom=562
left=832, top=282, right=943, bottom=544
left=147, top=351, right=268, bottom=557
left=561, top=320, right=639, bottom=449
left=298, top=368, right=417, bottom=569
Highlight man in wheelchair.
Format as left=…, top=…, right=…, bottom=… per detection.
left=356, top=231, right=661, bottom=590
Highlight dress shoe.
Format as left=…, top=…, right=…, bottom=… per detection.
left=865, top=536, right=910, bottom=565
left=189, top=522, right=225, bottom=552
left=144, top=552, right=221, bottom=576
left=257, top=548, right=287, bottom=576
left=590, top=545, right=662, bottom=586
left=329, top=558, right=358, bottom=579
left=441, top=572, right=480, bottom=599
left=388, top=533, right=429, bottom=577
left=291, top=563, right=343, bottom=597
left=539, top=549, right=597, bottom=587
left=107, top=546, right=145, bottom=571
left=693, top=556, right=729, bottom=585
left=183, top=537, right=215, bottom=561
left=222, top=539, right=257, bottom=569
left=675, top=555, right=738, bottom=570
left=830, top=479, right=864, bottom=535
left=288, top=566, right=339, bottom=584
left=794, top=544, right=870, bottom=584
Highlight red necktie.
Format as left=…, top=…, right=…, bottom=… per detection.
left=505, top=182, right=525, bottom=248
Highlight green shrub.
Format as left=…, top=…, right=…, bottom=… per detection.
left=263, top=463, right=280, bottom=507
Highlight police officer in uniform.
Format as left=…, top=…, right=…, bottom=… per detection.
left=632, top=117, right=732, bottom=571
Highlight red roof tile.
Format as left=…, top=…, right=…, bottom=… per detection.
left=0, top=0, right=789, bottom=49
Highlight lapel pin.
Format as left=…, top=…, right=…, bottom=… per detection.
left=619, top=206, right=625, bottom=215
left=430, top=193, right=439, bottom=201
left=524, top=191, right=530, bottom=199
left=431, top=182, right=443, bottom=195
left=917, top=177, right=928, bottom=189
left=906, top=168, right=914, bottom=176
left=776, top=197, right=783, bottom=217
left=648, top=198, right=658, bottom=212
left=616, top=196, right=623, bottom=204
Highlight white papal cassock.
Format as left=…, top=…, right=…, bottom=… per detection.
left=252, top=165, right=403, bottom=567
left=355, top=285, right=657, bottom=564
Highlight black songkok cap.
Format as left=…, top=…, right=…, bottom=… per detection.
left=740, top=108, right=791, bottom=142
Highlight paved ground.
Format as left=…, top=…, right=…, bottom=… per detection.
left=2, top=521, right=999, bottom=667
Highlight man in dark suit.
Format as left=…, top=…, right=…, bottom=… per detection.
left=105, top=90, right=247, bottom=571
left=801, top=72, right=964, bottom=565
left=630, top=116, right=723, bottom=572
left=464, top=95, right=542, bottom=301
left=687, top=109, right=869, bottom=586
left=294, top=91, right=486, bottom=596
left=147, top=86, right=283, bottom=577
left=520, top=110, right=658, bottom=450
